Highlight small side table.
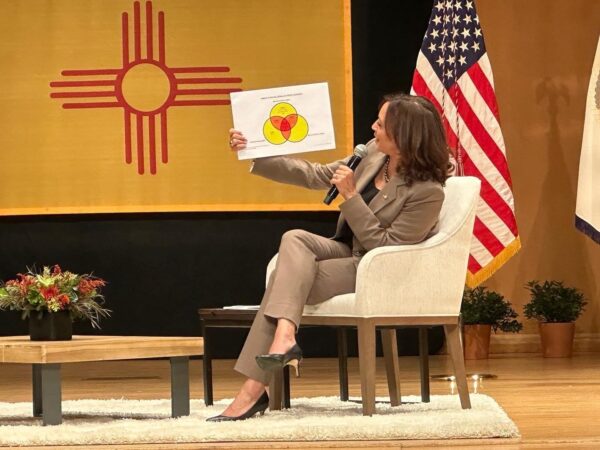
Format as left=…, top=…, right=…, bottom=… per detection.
left=198, top=308, right=352, bottom=410
left=198, top=308, right=433, bottom=409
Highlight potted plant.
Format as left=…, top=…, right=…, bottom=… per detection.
left=461, top=286, right=523, bottom=359
left=524, top=280, right=587, bottom=357
left=0, top=265, right=110, bottom=340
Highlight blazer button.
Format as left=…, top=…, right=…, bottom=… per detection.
left=383, top=194, right=388, bottom=199
left=352, top=251, right=363, bottom=257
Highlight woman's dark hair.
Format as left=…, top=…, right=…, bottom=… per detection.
left=382, top=93, right=450, bottom=186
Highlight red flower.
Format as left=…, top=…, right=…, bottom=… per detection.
left=58, top=294, right=70, bottom=306
left=77, top=278, right=105, bottom=295
left=52, top=265, right=62, bottom=275
left=7, top=274, right=35, bottom=295
left=40, top=286, right=59, bottom=300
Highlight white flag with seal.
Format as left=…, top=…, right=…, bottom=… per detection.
left=576, top=36, right=600, bottom=244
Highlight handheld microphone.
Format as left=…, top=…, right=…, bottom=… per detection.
left=323, top=144, right=368, bottom=205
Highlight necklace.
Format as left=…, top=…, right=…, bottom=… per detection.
left=383, top=157, right=390, bottom=183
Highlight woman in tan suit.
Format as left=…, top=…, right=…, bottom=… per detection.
left=208, top=94, right=450, bottom=421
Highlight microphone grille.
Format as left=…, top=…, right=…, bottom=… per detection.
left=353, top=144, right=368, bottom=158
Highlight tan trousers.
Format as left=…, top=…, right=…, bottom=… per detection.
left=234, top=229, right=356, bottom=384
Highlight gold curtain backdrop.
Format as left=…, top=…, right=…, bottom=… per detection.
left=0, top=0, right=352, bottom=214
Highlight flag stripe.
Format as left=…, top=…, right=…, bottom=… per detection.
left=473, top=216, right=504, bottom=257
left=412, top=67, right=518, bottom=235
left=160, top=112, right=168, bottom=163
left=469, top=234, right=492, bottom=268
left=146, top=1, right=153, bottom=60
left=477, top=198, right=516, bottom=247
left=122, top=13, right=129, bottom=66
left=460, top=66, right=507, bottom=156
left=468, top=254, right=483, bottom=273
left=413, top=58, right=515, bottom=208
left=50, top=91, right=116, bottom=98
left=464, top=62, right=500, bottom=121
left=171, top=67, right=231, bottom=73
left=124, top=110, right=132, bottom=164
left=175, top=88, right=242, bottom=95
left=134, top=1, right=141, bottom=62
left=460, top=151, right=519, bottom=236
left=451, top=83, right=513, bottom=187
left=158, top=11, right=165, bottom=64
left=149, top=114, right=156, bottom=175
left=477, top=53, right=496, bottom=89
left=136, top=113, right=144, bottom=174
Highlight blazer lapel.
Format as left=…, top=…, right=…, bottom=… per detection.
left=369, top=175, right=407, bottom=215
left=334, top=154, right=400, bottom=237
left=354, top=152, right=387, bottom=193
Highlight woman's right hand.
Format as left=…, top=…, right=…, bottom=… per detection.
left=228, top=128, right=248, bottom=151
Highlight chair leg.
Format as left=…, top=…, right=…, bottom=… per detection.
left=444, top=324, right=471, bottom=409
left=269, top=369, right=284, bottom=411
left=336, top=327, right=349, bottom=401
left=419, top=327, right=430, bottom=403
left=380, top=329, right=401, bottom=406
left=357, top=320, right=377, bottom=416
left=283, top=366, right=291, bottom=409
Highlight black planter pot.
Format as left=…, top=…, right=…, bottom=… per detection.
left=29, top=310, right=73, bottom=341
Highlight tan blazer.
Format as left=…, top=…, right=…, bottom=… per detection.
left=251, top=140, right=445, bottom=264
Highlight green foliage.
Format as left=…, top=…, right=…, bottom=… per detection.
left=461, top=286, right=523, bottom=333
left=524, top=280, right=587, bottom=323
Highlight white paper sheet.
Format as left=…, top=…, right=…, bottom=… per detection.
left=230, top=82, right=336, bottom=160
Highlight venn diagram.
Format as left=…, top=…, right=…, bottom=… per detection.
left=263, top=102, right=309, bottom=144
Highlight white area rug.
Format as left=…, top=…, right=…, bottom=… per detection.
left=0, top=395, right=519, bottom=446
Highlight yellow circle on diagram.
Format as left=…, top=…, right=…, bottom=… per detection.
left=263, top=102, right=309, bottom=145
left=271, top=102, right=297, bottom=117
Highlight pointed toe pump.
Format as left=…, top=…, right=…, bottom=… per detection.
left=255, top=343, right=303, bottom=376
left=206, top=391, right=269, bottom=422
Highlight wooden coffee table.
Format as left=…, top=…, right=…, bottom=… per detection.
left=0, top=335, right=204, bottom=426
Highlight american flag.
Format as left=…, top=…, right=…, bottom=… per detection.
left=411, top=0, right=520, bottom=287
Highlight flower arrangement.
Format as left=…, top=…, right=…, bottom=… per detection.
left=0, top=265, right=110, bottom=328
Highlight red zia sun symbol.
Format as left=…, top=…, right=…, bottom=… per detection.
left=50, top=1, right=243, bottom=175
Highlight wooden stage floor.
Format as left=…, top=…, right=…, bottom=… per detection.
left=1, top=353, right=599, bottom=449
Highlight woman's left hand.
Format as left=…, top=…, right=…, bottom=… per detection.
left=331, top=166, right=358, bottom=200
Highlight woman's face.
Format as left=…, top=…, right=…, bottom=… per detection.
left=371, top=102, right=398, bottom=156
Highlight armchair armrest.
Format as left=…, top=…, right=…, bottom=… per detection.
left=354, top=231, right=472, bottom=317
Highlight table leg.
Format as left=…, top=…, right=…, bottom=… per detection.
left=32, top=364, right=42, bottom=417
left=419, top=327, right=431, bottom=403
left=41, top=364, right=62, bottom=426
left=201, top=321, right=213, bottom=406
left=170, top=356, right=190, bottom=417
left=337, top=327, right=349, bottom=401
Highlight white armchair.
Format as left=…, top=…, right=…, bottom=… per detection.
left=267, top=176, right=481, bottom=415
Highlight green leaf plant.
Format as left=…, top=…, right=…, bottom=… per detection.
left=461, top=286, right=523, bottom=333
left=524, top=280, right=587, bottom=323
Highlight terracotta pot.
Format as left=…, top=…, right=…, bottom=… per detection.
left=463, top=324, right=492, bottom=359
left=539, top=322, right=575, bottom=357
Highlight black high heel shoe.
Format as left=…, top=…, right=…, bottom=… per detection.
left=206, top=391, right=269, bottom=422
left=255, top=343, right=303, bottom=376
